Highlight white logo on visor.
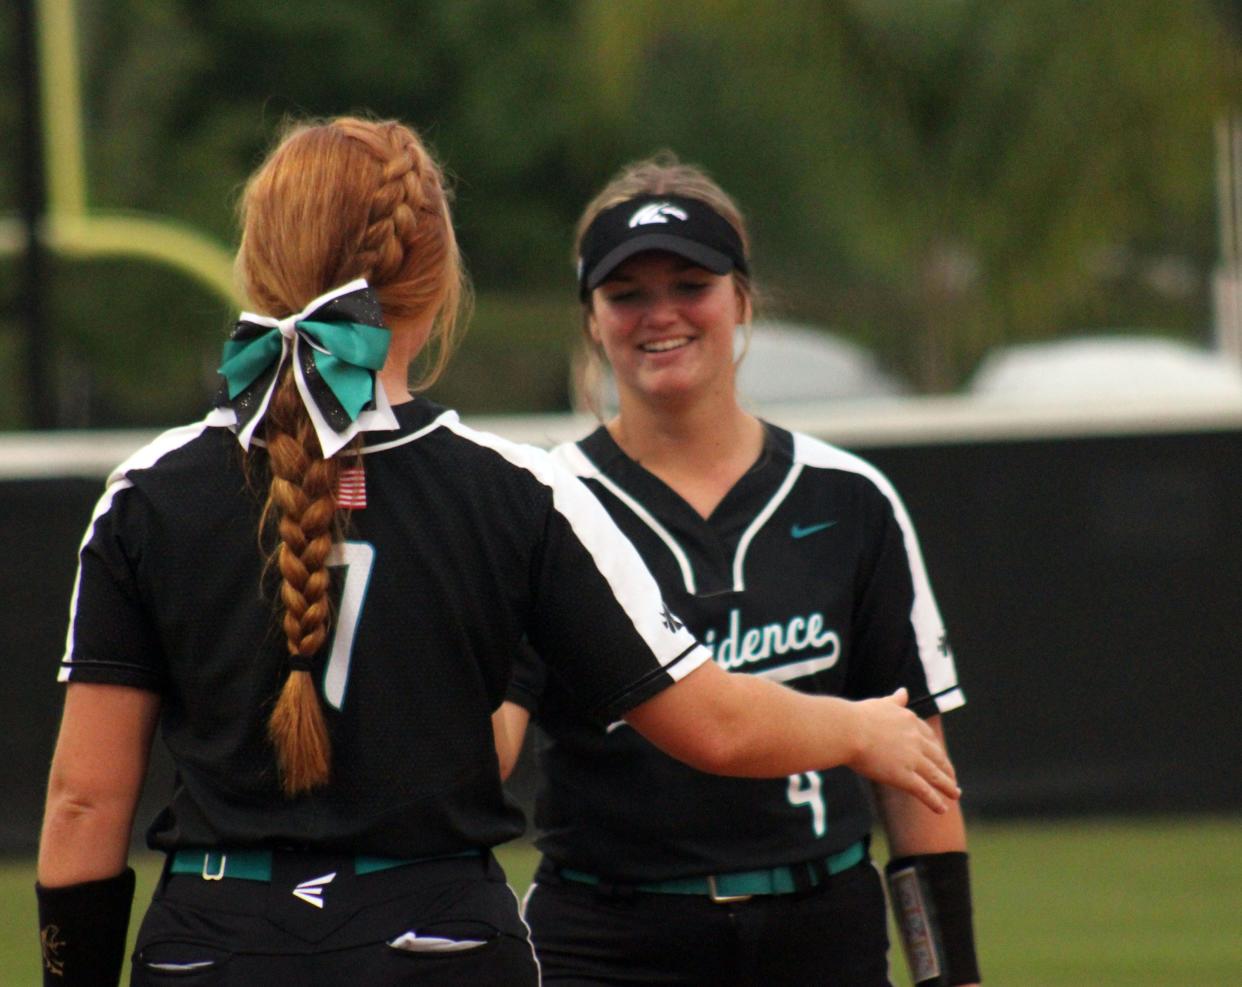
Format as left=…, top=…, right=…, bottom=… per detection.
left=628, top=202, right=688, bottom=227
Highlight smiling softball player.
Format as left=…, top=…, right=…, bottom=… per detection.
left=500, top=155, right=981, bottom=986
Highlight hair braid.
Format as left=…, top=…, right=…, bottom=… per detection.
left=355, top=148, right=419, bottom=287
left=333, top=119, right=465, bottom=386
left=263, top=372, right=339, bottom=796
left=234, top=115, right=469, bottom=796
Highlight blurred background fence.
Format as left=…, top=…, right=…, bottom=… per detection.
left=5, top=395, right=1241, bottom=852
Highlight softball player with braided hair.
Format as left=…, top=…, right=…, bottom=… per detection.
left=500, top=154, right=981, bottom=985
left=36, top=121, right=958, bottom=986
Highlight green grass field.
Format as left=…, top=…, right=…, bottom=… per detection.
left=8, top=816, right=1240, bottom=985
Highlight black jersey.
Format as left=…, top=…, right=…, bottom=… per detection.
left=60, top=398, right=707, bottom=859
left=510, top=423, right=963, bottom=882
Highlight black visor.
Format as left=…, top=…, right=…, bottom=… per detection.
left=577, top=194, right=748, bottom=299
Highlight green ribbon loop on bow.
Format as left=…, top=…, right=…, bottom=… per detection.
left=218, top=319, right=390, bottom=421
left=219, top=331, right=283, bottom=401
left=297, top=319, right=391, bottom=420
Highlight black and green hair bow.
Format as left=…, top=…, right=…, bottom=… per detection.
left=212, top=279, right=397, bottom=456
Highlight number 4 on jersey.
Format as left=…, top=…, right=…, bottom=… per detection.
left=787, top=771, right=826, bottom=836
left=322, top=541, right=375, bottom=710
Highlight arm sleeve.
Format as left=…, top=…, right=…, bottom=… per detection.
left=58, top=480, right=165, bottom=691
left=505, top=637, right=547, bottom=713
left=846, top=485, right=962, bottom=718
left=525, top=458, right=708, bottom=725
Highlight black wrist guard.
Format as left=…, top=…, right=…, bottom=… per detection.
left=885, top=851, right=980, bottom=985
left=37, top=868, right=136, bottom=987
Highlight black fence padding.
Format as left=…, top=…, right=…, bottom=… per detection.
left=6, top=428, right=1240, bottom=852
left=5, top=478, right=176, bottom=854
left=857, top=429, right=1242, bottom=817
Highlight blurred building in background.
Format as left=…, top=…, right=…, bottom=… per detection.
left=969, top=335, right=1242, bottom=404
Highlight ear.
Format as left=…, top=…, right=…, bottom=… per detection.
left=586, top=309, right=603, bottom=346
left=735, top=284, right=752, bottom=325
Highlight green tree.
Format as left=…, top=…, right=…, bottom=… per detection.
left=569, top=0, right=1236, bottom=389
left=3, top=0, right=1238, bottom=426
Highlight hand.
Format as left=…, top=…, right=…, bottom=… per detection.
left=849, top=688, right=960, bottom=813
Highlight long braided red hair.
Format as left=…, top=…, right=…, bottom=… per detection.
left=234, top=117, right=466, bottom=795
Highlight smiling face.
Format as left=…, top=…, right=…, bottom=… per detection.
left=588, top=251, right=749, bottom=409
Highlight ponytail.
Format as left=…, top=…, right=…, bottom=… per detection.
left=234, top=115, right=465, bottom=795
left=263, top=371, right=340, bottom=795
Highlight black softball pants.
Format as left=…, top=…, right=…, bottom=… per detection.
left=523, top=858, right=892, bottom=986
left=129, top=851, right=538, bottom=986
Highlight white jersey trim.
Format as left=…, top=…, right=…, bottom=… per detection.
left=791, top=431, right=962, bottom=713
left=552, top=442, right=699, bottom=595
left=759, top=651, right=842, bottom=684
left=60, top=418, right=214, bottom=682
left=732, top=462, right=803, bottom=591
left=444, top=419, right=709, bottom=679
left=361, top=408, right=459, bottom=454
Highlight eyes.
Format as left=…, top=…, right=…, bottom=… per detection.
left=600, top=280, right=713, bottom=306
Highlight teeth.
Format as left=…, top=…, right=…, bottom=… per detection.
left=641, top=337, right=690, bottom=353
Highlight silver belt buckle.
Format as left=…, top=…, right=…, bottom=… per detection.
left=202, top=853, right=227, bottom=881
left=706, top=874, right=752, bottom=904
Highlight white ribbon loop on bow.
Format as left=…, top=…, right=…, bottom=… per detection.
left=208, top=279, right=399, bottom=457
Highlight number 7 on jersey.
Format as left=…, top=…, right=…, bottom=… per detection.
left=323, top=540, right=375, bottom=710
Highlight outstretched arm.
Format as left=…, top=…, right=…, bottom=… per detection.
left=872, top=715, right=967, bottom=852
left=624, top=660, right=959, bottom=813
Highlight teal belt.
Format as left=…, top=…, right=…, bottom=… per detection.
left=170, top=849, right=424, bottom=882
left=559, top=840, right=866, bottom=903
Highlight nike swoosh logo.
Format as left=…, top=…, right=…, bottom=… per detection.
left=791, top=521, right=837, bottom=539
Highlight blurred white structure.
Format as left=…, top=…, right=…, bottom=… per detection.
left=1215, top=115, right=1242, bottom=362
left=736, top=322, right=907, bottom=404
left=11, top=335, right=1242, bottom=480
left=581, top=320, right=906, bottom=414
left=968, top=335, right=1242, bottom=404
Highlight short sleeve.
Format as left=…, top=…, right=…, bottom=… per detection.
left=506, top=637, right=547, bottom=713
left=846, top=486, right=961, bottom=718
left=525, top=457, right=707, bottom=725
left=59, top=481, right=165, bottom=691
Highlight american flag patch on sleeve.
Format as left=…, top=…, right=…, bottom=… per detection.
left=337, top=461, right=367, bottom=509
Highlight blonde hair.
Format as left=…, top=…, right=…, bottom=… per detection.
left=235, top=116, right=467, bottom=795
left=572, top=152, right=755, bottom=414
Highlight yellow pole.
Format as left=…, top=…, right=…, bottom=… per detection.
left=22, top=0, right=242, bottom=305
left=35, top=0, right=86, bottom=221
